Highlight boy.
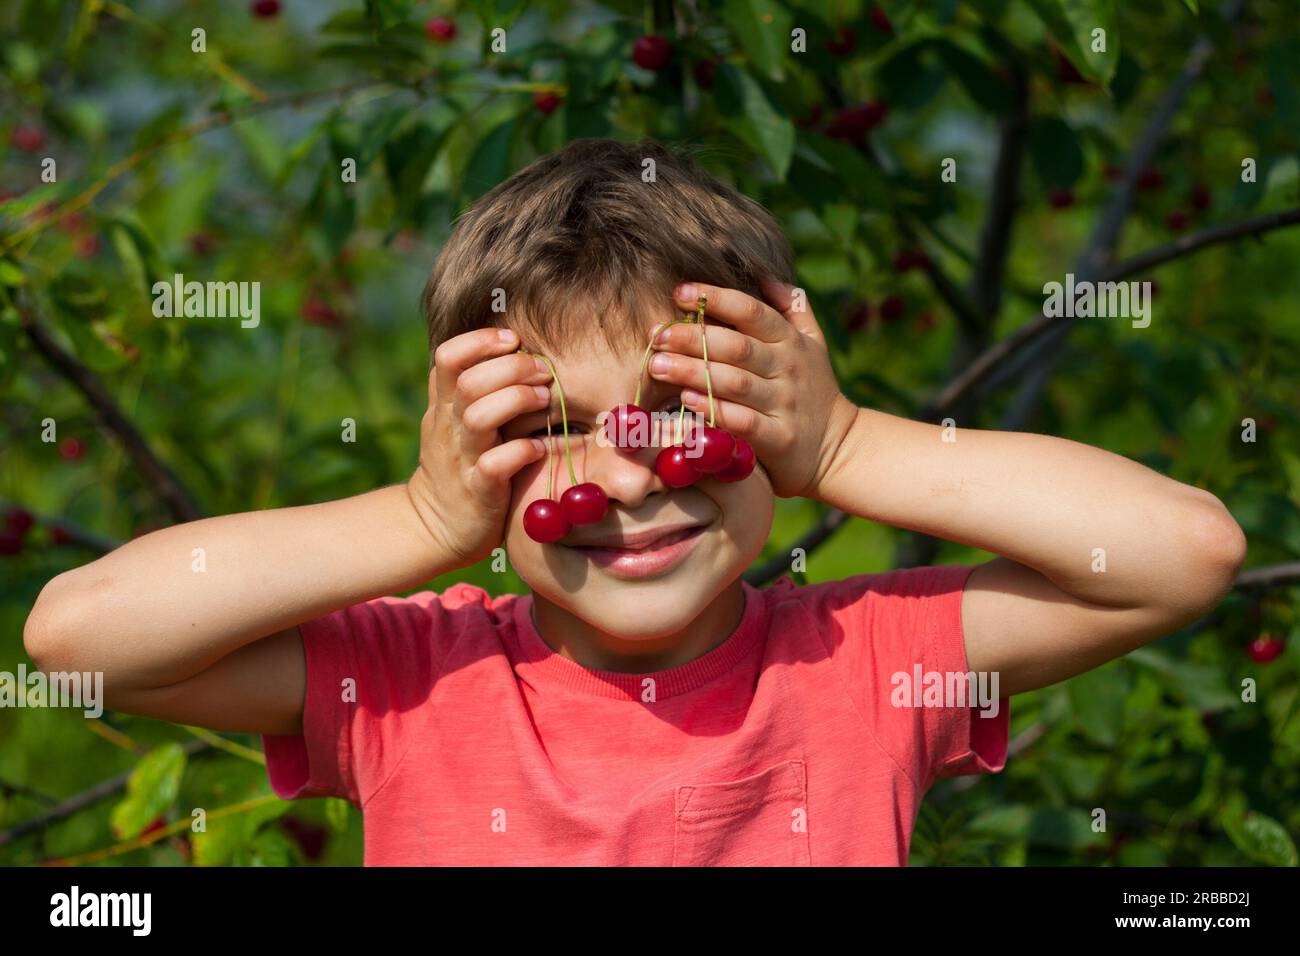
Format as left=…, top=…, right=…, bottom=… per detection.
left=24, top=139, right=1246, bottom=866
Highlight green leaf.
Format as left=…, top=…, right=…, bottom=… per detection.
left=716, top=65, right=795, bottom=179
left=1182, top=0, right=1198, bottom=13
left=325, top=797, right=350, bottom=833
left=720, top=0, right=793, bottom=81
left=1067, top=663, right=1130, bottom=747
left=110, top=743, right=186, bottom=840
left=1127, top=647, right=1239, bottom=711
left=0, top=259, right=25, bottom=287
left=1024, top=0, right=1118, bottom=87
left=460, top=116, right=518, bottom=207
left=1221, top=804, right=1298, bottom=866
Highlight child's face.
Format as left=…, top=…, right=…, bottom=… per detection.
left=499, top=317, right=774, bottom=639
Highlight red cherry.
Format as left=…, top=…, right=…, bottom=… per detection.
left=869, top=6, right=894, bottom=34
left=1165, top=209, right=1189, bottom=232
left=533, top=91, right=562, bottom=115
left=827, top=102, right=888, bottom=143
left=524, top=499, right=571, bottom=543
left=880, top=294, right=906, bottom=321
left=1137, top=165, right=1164, bottom=191
left=1248, top=635, right=1284, bottom=664
left=142, top=816, right=167, bottom=836
left=75, top=234, right=100, bottom=258
left=50, top=526, right=74, bottom=546
left=825, top=26, right=856, bottom=57
left=1190, top=183, right=1212, bottom=211
left=693, top=58, right=717, bottom=89
left=12, top=125, right=45, bottom=153
left=425, top=17, right=456, bottom=42
left=0, top=532, right=22, bottom=556
left=632, top=35, right=673, bottom=71
left=846, top=301, right=871, bottom=332
left=690, top=426, right=736, bottom=474
left=301, top=297, right=340, bottom=327
left=281, top=817, right=328, bottom=861
left=713, top=438, right=755, bottom=483
left=893, top=248, right=930, bottom=272
left=6, top=507, right=34, bottom=537
left=250, top=0, right=280, bottom=19
left=58, top=437, right=85, bottom=461
left=560, top=483, right=609, bottom=526
left=1049, top=188, right=1075, bottom=208
left=655, top=447, right=702, bottom=488
left=189, top=232, right=216, bottom=257
left=604, top=403, right=651, bottom=449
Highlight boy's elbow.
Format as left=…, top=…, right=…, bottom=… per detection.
left=1180, top=492, right=1247, bottom=611
left=24, top=571, right=87, bottom=673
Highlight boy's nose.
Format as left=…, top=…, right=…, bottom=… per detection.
left=575, top=437, right=663, bottom=510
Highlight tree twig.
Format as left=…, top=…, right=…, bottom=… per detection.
left=1102, top=207, right=1300, bottom=283
left=20, top=303, right=203, bottom=524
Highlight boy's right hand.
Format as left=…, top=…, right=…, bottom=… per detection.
left=406, top=327, right=552, bottom=568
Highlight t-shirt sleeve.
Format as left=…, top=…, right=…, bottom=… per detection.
left=261, top=586, right=479, bottom=805
left=801, top=565, right=1009, bottom=790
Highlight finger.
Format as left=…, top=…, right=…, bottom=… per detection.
left=431, top=328, right=520, bottom=407
left=671, top=283, right=788, bottom=343
left=648, top=350, right=775, bottom=409
left=460, top=384, right=551, bottom=456
left=678, top=391, right=782, bottom=450
left=454, top=351, right=552, bottom=416
left=473, top=436, right=547, bottom=493
left=653, top=322, right=778, bottom=378
left=760, top=276, right=825, bottom=343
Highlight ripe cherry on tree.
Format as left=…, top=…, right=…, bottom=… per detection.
left=632, top=35, right=673, bottom=71
left=425, top=17, right=456, bottom=42
left=11, top=124, right=45, bottom=153
left=58, top=437, right=85, bottom=461
left=533, top=92, right=561, bottom=115
left=250, top=0, right=280, bottom=19
left=6, top=507, right=34, bottom=537
left=1248, top=634, right=1284, bottom=664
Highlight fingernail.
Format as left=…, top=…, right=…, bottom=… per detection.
left=534, top=357, right=549, bottom=373
left=675, top=283, right=698, bottom=302
left=656, top=327, right=671, bottom=344
left=650, top=353, right=671, bottom=375
left=682, top=389, right=702, bottom=405
left=530, top=438, right=546, bottom=454
left=533, top=385, right=549, bottom=400
left=498, top=328, right=517, bottom=344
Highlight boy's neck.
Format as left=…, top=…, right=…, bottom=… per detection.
left=530, top=578, right=747, bottom=674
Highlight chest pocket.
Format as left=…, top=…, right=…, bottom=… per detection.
left=672, top=759, right=810, bottom=866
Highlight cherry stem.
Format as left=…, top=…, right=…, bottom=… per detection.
left=530, top=352, right=577, bottom=487
left=544, top=415, right=554, bottom=499
left=634, top=317, right=693, bottom=408
left=695, top=294, right=716, bottom=427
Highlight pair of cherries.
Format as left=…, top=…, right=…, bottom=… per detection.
left=521, top=294, right=755, bottom=544
left=602, top=404, right=755, bottom=488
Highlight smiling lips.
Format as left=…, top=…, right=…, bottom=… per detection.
left=570, top=523, right=706, bottom=577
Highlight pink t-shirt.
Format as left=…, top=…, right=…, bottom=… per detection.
left=263, top=565, right=1008, bottom=866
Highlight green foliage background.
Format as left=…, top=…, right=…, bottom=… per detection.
left=1, top=0, right=1298, bottom=867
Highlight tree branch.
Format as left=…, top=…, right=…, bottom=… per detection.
left=0, top=500, right=121, bottom=554
left=20, top=304, right=203, bottom=524
left=1102, top=207, right=1300, bottom=283
left=999, top=0, right=1246, bottom=430
left=0, top=739, right=210, bottom=848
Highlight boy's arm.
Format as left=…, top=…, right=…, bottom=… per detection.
left=815, top=410, right=1245, bottom=695
left=23, top=328, right=551, bottom=735
left=652, top=281, right=1245, bottom=697
left=23, top=486, right=446, bottom=735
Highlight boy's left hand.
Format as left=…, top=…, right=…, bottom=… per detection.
left=650, top=279, right=859, bottom=499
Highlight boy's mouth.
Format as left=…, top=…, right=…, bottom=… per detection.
left=569, top=523, right=707, bottom=578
